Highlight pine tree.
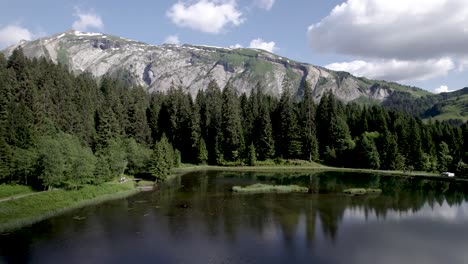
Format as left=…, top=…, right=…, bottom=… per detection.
left=438, top=141, right=453, bottom=172
left=247, top=143, right=257, bottom=166
left=221, top=83, right=244, bottom=161
left=196, top=138, right=209, bottom=165
left=255, top=97, right=275, bottom=160
left=203, top=80, right=223, bottom=164
left=125, top=86, right=150, bottom=145
left=190, top=91, right=204, bottom=164
left=278, top=80, right=302, bottom=159
left=300, top=81, right=319, bottom=161
left=149, top=134, right=175, bottom=181
left=379, top=131, right=404, bottom=170
left=148, top=92, right=163, bottom=144
left=356, top=132, right=380, bottom=169
left=0, top=138, right=12, bottom=182
left=316, top=90, right=354, bottom=165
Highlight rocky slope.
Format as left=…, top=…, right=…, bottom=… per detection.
left=2, top=30, right=430, bottom=101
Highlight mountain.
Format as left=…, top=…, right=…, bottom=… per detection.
left=2, top=30, right=430, bottom=102
left=383, top=87, right=468, bottom=123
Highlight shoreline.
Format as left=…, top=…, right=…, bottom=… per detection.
left=0, top=183, right=139, bottom=233
left=2, top=165, right=465, bottom=232
left=175, top=165, right=467, bottom=182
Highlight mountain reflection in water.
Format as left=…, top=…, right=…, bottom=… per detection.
left=1, top=171, right=468, bottom=264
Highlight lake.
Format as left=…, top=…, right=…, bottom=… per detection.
left=1, top=171, right=468, bottom=264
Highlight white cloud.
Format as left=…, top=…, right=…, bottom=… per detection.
left=309, top=0, right=468, bottom=82
left=163, top=34, right=180, bottom=45
left=458, top=57, right=468, bottom=72
left=434, top=85, right=453, bottom=94
left=0, top=24, right=33, bottom=48
left=254, top=0, right=275, bottom=10
left=308, top=0, right=468, bottom=60
left=229, top=43, right=243, bottom=49
left=249, top=38, right=277, bottom=53
left=325, top=58, right=454, bottom=82
left=72, top=8, right=104, bottom=32
left=167, top=0, right=244, bottom=34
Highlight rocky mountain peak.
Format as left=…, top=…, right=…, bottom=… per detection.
left=2, top=31, right=429, bottom=101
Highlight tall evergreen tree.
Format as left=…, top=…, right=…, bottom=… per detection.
left=221, top=83, right=244, bottom=161
left=149, top=134, right=175, bottom=181
left=355, top=132, right=380, bottom=169
left=203, top=80, right=223, bottom=164
left=316, top=90, right=354, bottom=165
left=255, top=96, right=275, bottom=160
left=278, top=80, right=302, bottom=158
left=300, top=81, right=319, bottom=161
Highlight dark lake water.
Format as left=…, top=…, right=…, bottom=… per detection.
left=1, top=171, right=468, bottom=264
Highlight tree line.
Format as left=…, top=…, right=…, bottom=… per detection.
left=0, top=48, right=467, bottom=189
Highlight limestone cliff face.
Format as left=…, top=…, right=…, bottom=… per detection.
left=3, top=30, right=420, bottom=101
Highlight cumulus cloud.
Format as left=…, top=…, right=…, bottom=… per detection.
left=0, top=24, right=34, bottom=48
left=325, top=58, right=454, bottom=82
left=229, top=43, right=243, bottom=49
left=72, top=8, right=104, bottom=32
left=254, top=0, right=275, bottom=10
left=308, top=0, right=468, bottom=82
left=249, top=38, right=277, bottom=53
left=167, top=0, right=244, bottom=34
left=163, top=34, right=180, bottom=45
left=308, top=0, right=468, bottom=60
left=434, top=85, right=453, bottom=94
left=458, top=57, right=468, bottom=72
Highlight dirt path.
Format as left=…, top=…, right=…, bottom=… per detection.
left=0, top=191, right=44, bottom=203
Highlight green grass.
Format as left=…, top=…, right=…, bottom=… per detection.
left=0, top=184, right=35, bottom=199
left=136, top=180, right=154, bottom=187
left=424, top=93, right=468, bottom=122
left=356, top=77, right=431, bottom=97
left=232, top=183, right=308, bottom=194
left=343, top=188, right=382, bottom=195
left=174, top=163, right=447, bottom=181
left=0, top=181, right=137, bottom=232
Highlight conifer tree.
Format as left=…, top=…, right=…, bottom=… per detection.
left=255, top=97, right=275, bottom=160
left=278, top=80, right=302, bottom=158
left=149, top=134, right=175, bottom=181
left=203, top=80, right=223, bottom=164
left=247, top=143, right=257, bottom=166
left=221, top=83, right=244, bottom=161
left=356, top=132, right=380, bottom=169
left=300, top=81, right=319, bottom=161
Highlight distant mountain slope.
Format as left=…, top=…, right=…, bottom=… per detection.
left=2, top=30, right=430, bottom=102
left=383, top=87, right=468, bottom=123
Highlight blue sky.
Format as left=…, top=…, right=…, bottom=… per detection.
left=1, top=0, right=467, bottom=93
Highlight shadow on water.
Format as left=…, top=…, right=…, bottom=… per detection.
left=2, top=170, right=468, bottom=264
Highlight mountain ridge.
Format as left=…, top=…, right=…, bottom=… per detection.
left=2, top=30, right=430, bottom=102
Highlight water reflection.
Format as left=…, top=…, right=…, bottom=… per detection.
left=1, top=171, right=468, bottom=264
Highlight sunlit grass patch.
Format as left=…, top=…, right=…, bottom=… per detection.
left=0, top=182, right=137, bottom=232
left=343, top=188, right=382, bottom=195
left=232, top=183, right=308, bottom=194
left=0, top=184, right=35, bottom=199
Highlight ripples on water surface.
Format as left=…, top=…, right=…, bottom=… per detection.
left=1, top=171, right=468, bottom=264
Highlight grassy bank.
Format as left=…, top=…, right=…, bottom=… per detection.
left=0, top=181, right=138, bottom=233
left=0, top=184, right=34, bottom=199
left=175, top=164, right=468, bottom=182
left=176, top=164, right=434, bottom=176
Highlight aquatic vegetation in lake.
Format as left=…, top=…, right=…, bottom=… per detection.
left=232, top=183, right=308, bottom=194
left=343, top=188, right=382, bottom=195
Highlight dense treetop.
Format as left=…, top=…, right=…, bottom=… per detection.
left=0, top=49, right=467, bottom=189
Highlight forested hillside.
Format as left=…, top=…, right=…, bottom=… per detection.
left=383, top=88, right=468, bottom=123
left=1, top=49, right=467, bottom=190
